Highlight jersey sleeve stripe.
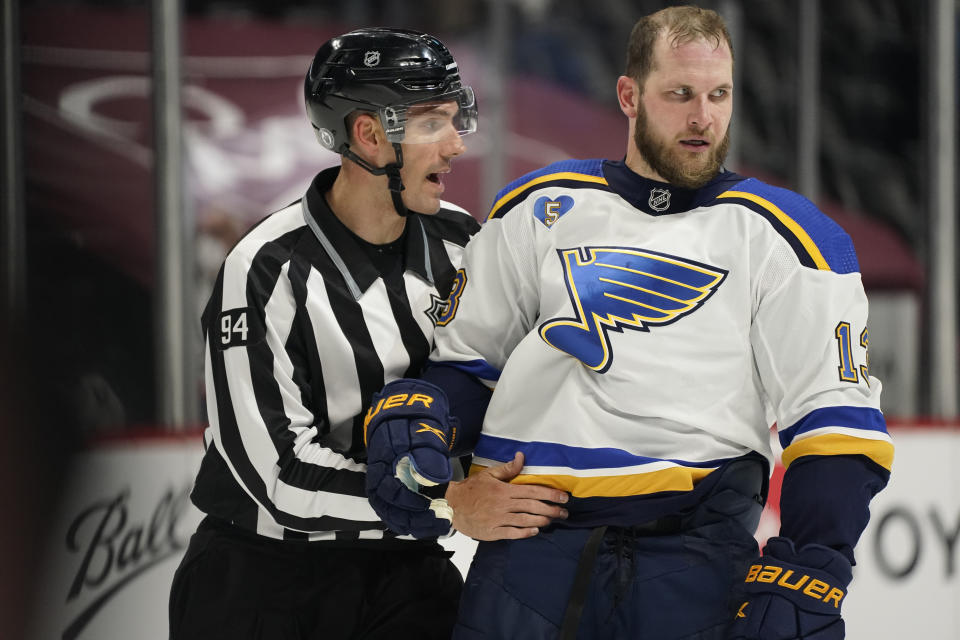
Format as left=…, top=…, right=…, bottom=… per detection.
left=318, top=261, right=387, bottom=458
left=211, top=242, right=291, bottom=524
left=273, top=484, right=382, bottom=522
left=212, top=337, right=383, bottom=531
left=487, top=172, right=610, bottom=220
left=718, top=190, right=831, bottom=270
left=287, top=256, right=330, bottom=433
left=246, top=250, right=372, bottom=504
left=778, top=405, right=893, bottom=471
left=220, top=257, right=379, bottom=524
left=205, top=223, right=385, bottom=531
left=779, top=405, right=888, bottom=446
left=781, top=433, right=895, bottom=471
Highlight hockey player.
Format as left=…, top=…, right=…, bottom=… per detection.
left=168, top=28, right=565, bottom=640
left=363, top=6, right=893, bottom=640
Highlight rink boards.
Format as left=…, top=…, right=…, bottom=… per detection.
left=28, top=424, right=960, bottom=640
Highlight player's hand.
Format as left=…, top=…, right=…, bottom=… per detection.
left=446, top=452, right=569, bottom=541
left=364, top=379, right=458, bottom=539
left=725, top=536, right=852, bottom=640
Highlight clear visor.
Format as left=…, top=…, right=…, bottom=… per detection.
left=380, top=86, right=477, bottom=145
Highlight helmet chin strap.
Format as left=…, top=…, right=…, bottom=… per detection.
left=341, top=143, right=409, bottom=217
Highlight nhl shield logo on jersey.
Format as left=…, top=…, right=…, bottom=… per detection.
left=648, top=188, right=671, bottom=212
left=539, top=246, right=727, bottom=372
left=534, top=195, right=575, bottom=228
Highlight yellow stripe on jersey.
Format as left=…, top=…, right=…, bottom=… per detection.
left=470, top=463, right=715, bottom=498
left=718, top=190, right=831, bottom=270
left=781, top=433, right=894, bottom=471
left=487, top=172, right=610, bottom=220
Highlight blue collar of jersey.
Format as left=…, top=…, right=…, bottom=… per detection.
left=601, top=160, right=745, bottom=216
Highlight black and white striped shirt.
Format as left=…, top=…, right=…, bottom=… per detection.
left=191, top=167, right=478, bottom=542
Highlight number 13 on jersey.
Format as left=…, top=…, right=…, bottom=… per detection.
left=835, top=321, right=869, bottom=384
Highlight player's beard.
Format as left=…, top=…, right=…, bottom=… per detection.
left=634, top=103, right=730, bottom=190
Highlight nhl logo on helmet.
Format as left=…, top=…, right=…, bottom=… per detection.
left=363, top=50, right=380, bottom=67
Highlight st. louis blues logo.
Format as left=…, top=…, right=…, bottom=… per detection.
left=539, top=246, right=727, bottom=372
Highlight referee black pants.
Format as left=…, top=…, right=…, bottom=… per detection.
left=169, top=517, right=463, bottom=640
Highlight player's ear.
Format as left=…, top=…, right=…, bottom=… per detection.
left=617, top=75, right=639, bottom=118
left=350, top=112, right=387, bottom=159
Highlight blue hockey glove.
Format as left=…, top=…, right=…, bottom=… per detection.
left=364, top=378, right=459, bottom=538
left=726, top=537, right=853, bottom=640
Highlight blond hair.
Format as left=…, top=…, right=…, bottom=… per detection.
left=625, top=5, right=733, bottom=90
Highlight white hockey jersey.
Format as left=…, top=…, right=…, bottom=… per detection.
left=430, top=158, right=893, bottom=515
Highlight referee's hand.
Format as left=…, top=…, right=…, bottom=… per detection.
left=446, top=452, right=569, bottom=541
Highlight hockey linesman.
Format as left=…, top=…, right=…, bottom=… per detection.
left=363, top=7, right=894, bottom=640
left=169, top=28, right=565, bottom=640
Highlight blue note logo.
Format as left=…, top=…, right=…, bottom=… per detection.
left=534, top=195, right=575, bottom=228
left=539, top=246, right=727, bottom=372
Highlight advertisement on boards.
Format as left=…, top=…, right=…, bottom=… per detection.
left=28, top=427, right=959, bottom=640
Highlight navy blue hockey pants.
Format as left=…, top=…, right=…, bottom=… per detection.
left=453, top=460, right=765, bottom=640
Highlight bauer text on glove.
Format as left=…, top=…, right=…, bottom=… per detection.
left=726, top=536, right=852, bottom=640
left=364, top=379, right=459, bottom=538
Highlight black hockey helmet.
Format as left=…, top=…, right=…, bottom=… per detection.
left=303, top=28, right=476, bottom=216
left=304, top=27, right=477, bottom=153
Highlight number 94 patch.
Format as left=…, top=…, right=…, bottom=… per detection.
left=216, top=308, right=265, bottom=349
